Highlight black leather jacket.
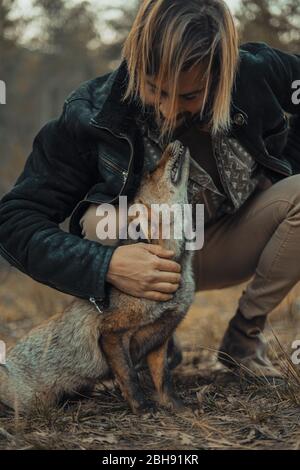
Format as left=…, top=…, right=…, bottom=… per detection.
left=0, top=42, right=299, bottom=303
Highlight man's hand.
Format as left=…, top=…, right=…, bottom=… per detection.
left=106, top=243, right=181, bottom=301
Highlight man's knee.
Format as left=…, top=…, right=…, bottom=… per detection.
left=80, top=203, right=101, bottom=241
left=275, top=174, right=300, bottom=205
left=79, top=203, right=119, bottom=246
left=267, top=174, right=300, bottom=223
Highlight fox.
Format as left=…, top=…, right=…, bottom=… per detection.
left=0, top=140, right=195, bottom=414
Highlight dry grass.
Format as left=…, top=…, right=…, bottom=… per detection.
left=1, top=262, right=300, bottom=450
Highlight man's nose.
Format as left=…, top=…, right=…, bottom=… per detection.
left=159, top=101, right=172, bottom=120
left=159, top=101, right=181, bottom=122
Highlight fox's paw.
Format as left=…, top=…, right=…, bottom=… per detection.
left=131, top=398, right=158, bottom=415
left=159, top=392, right=186, bottom=412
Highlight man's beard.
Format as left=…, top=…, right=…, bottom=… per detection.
left=145, top=103, right=209, bottom=127
left=139, top=102, right=212, bottom=146
left=143, top=106, right=191, bottom=133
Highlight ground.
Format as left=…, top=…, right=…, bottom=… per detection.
left=1, top=262, right=300, bottom=450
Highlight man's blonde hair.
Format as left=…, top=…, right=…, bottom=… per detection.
left=122, top=0, right=239, bottom=140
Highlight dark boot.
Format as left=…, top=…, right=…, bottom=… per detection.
left=218, top=308, right=283, bottom=378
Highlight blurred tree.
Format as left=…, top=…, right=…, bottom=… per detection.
left=32, top=0, right=103, bottom=122
left=0, top=0, right=25, bottom=190
left=236, top=0, right=300, bottom=52
left=98, top=0, right=140, bottom=68
left=0, top=0, right=142, bottom=194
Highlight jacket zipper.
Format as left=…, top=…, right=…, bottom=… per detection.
left=89, top=296, right=104, bottom=313
left=69, top=124, right=133, bottom=223
left=89, top=121, right=134, bottom=199
left=101, top=154, right=128, bottom=181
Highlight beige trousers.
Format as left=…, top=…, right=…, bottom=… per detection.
left=80, top=174, right=300, bottom=319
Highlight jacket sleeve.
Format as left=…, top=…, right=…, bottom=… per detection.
left=262, top=44, right=300, bottom=173
left=0, top=106, right=117, bottom=301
